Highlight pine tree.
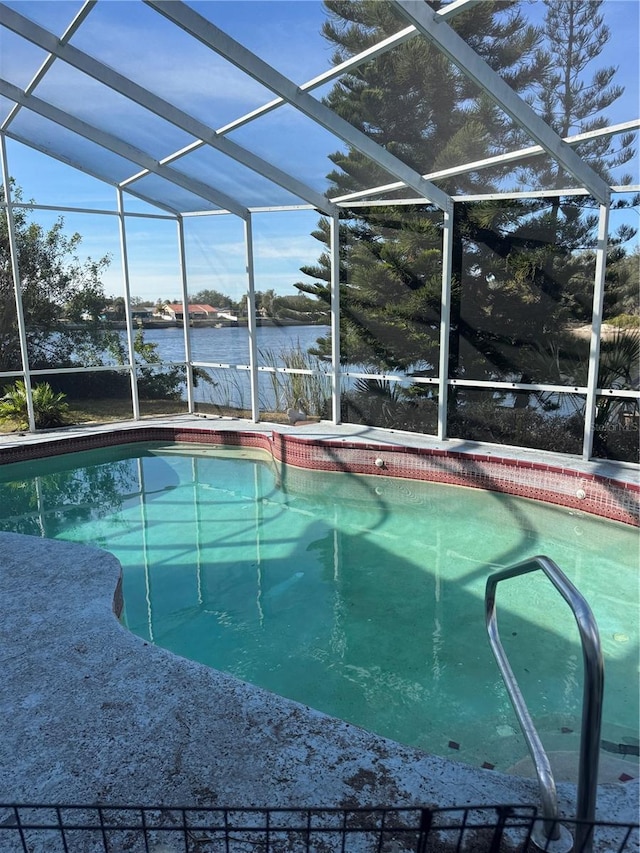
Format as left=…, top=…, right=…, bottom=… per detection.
left=296, top=0, right=545, bottom=381
left=519, top=0, right=636, bottom=191
left=488, top=0, right=638, bottom=387
left=297, top=0, right=636, bottom=446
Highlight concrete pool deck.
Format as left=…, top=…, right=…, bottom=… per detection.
left=0, top=416, right=638, bottom=848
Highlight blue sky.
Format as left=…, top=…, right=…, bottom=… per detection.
left=1, top=0, right=638, bottom=302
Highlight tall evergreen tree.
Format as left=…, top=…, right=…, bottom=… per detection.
left=508, top=0, right=637, bottom=334
left=491, top=0, right=638, bottom=386
left=518, top=0, right=636, bottom=191
left=296, top=0, right=636, bottom=447
left=296, top=0, right=545, bottom=379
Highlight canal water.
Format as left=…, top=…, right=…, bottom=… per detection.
left=138, top=323, right=331, bottom=411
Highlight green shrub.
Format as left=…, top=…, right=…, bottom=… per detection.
left=608, top=314, right=640, bottom=329
left=0, top=380, right=69, bottom=430
left=340, top=377, right=438, bottom=433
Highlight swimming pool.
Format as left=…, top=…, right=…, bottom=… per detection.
left=1, top=439, right=637, bottom=775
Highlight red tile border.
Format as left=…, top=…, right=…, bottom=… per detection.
left=0, top=427, right=637, bottom=526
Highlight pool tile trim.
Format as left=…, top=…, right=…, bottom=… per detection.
left=0, top=424, right=637, bottom=526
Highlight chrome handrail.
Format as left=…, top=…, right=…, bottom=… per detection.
left=485, top=556, right=604, bottom=853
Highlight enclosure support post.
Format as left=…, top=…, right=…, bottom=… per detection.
left=330, top=211, right=341, bottom=425
left=0, top=133, right=36, bottom=432
left=117, top=188, right=140, bottom=420
left=437, top=204, right=454, bottom=440
left=244, top=214, right=260, bottom=423
left=582, top=202, right=610, bottom=460
left=177, top=215, right=195, bottom=413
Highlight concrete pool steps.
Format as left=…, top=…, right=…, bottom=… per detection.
left=505, top=721, right=639, bottom=783
left=442, top=730, right=638, bottom=784
left=437, top=712, right=639, bottom=775
left=508, top=749, right=638, bottom=785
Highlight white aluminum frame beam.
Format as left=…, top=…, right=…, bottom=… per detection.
left=583, top=204, right=610, bottom=460
left=437, top=209, right=454, bottom=440
left=335, top=120, right=640, bottom=204
left=2, top=129, right=182, bottom=216
left=244, top=215, right=260, bottom=423
left=145, top=0, right=453, bottom=214
left=116, top=187, right=141, bottom=420
left=329, top=212, right=341, bottom=425
left=341, top=183, right=640, bottom=207
left=454, top=185, right=640, bottom=203
left=177, top=215, right=195, bottom=414
left=0, top=79, right=249, bottom=218
left=394, top=0, right=611, bottom=205
left=0, top=0, right=95, bottom=133
left=0, top=200, right=176, bottom=220
left=169, top=0, right=479, bottom=141
left=0, top=3, right=335, bottom=217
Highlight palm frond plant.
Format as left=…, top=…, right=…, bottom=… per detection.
left=531, top=329, right=639, bottom=428
left=344, top=375, right=408, bottom=430
left=595, top=328, right=640, bottom=429
left=0, top=380, right=69, bottom=430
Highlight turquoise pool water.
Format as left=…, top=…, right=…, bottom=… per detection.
left=1, top=441, right=638, bottom=773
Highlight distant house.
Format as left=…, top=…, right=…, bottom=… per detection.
left=163, top=303, right=215, bottom=321
left=162, top=303, right=237, bottom=322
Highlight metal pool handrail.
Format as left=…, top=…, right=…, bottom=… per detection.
left=485, top=555, right=605, bottom=853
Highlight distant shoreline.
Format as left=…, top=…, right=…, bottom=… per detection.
left=62, top=318, right=329, bottom=330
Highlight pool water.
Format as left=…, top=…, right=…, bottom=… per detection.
left=1, top=441, right=638, bottom=774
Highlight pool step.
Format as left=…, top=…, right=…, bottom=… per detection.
left=441, top=726, right=639, bottom=784
left=506, top=729, right=639, bottom=784
left=507, top=749, right=638, bottom=784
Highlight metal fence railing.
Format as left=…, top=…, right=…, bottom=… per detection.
left=0, top=803, right=638, bottom=853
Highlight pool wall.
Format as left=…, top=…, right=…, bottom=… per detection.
left=0, top=424, right=637, bottom=525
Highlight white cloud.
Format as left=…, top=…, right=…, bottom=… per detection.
left=254, top=234, right=320, bottom=261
